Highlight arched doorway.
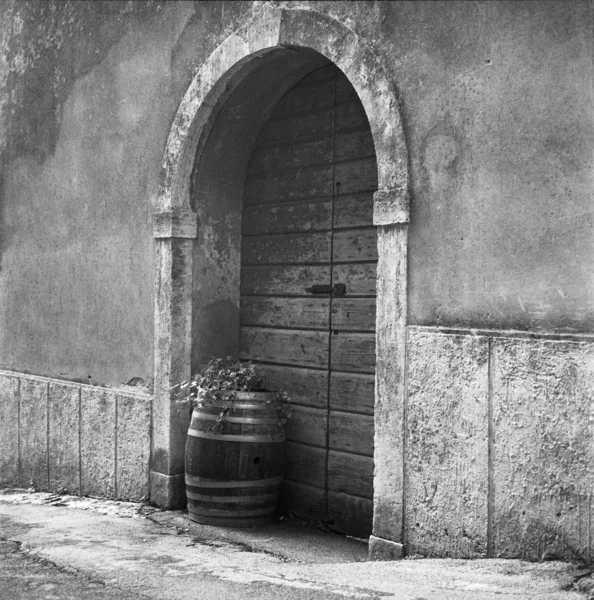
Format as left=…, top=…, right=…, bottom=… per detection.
left=239, top=64, right=377, bottom=536
left=152, top=5, right=410, bottom=559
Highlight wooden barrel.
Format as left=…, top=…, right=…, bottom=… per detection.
left=185, top=391, right=285, bottom=527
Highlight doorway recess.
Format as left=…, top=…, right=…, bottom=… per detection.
left=239, top=64, right=378, bottom=536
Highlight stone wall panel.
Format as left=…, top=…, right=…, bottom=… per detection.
left=1, top=370, right=151, bottom=501
left=19, top=378, right=48, bottom=489
left=81, top=387, right=116, bottom=497
left=492, top=337, right=594, bottom=560
left=406, top=329, right=489, bottom=557
left=48, top=381, right=80, bottom=493
left=0, top=374, right=19, bottom=486
left=116, top=395, right=151, bottom=501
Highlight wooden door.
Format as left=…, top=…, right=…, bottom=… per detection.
left=240, top=64, right=377, bottom=537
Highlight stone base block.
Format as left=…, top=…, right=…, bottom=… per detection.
left=368, top=535, right=404, bottom=561
left=149, top=471, right=186, bottom=509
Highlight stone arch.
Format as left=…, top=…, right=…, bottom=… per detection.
left=155, top=6, right=408, bottom=219
left=151, top=5, right=409, bottom=560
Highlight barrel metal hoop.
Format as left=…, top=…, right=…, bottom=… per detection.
left=186, top=491, right=279, bottom=503
left=195, top=402, right=278, bottom=411
left=189, top=506, right=276, bottom=517
left=187, top=429, right=285, bottom=443
left=187, top=514, right=273, bottom=527
left=185, top=474, right=283, bottom=488
left=192, top=413, right=281, bottom=425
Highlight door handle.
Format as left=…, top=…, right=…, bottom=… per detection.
left=304, top=283, right=346, bottom=297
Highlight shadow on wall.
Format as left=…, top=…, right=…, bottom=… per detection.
left=188, top=46, right=330, bottom=374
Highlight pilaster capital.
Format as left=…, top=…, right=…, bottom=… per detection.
left=153, top=210, right=197, bottom=239
left=373, top=189, right=410, bottom=226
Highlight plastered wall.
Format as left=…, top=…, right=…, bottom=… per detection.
left=2, top=1, right=592, bottom=385
left=0, top=1, right=194, bottom=389
left=283, top=0, right=594, bottom=332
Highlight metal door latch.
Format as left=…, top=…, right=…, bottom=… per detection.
left=304, top=283, right=346, bottom=297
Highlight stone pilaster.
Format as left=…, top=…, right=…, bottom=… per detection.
left=150, top=210, right=196, bottom=508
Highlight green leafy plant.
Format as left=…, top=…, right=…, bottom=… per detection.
left=172, top=356, right=291, bottom=425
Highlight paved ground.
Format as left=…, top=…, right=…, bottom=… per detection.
left=0, top=489, right=591, bottom=600
left=0, top=537, right=147, bottom=600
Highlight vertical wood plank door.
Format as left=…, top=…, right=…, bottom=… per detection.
left=240, top=64, right=377, bottom=538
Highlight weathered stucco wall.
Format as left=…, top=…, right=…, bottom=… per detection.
left=2, top=1, right=591, bottom=384
left=407, top=328, right=594, bottom=560
left=0, top=1, right=196, bottom=389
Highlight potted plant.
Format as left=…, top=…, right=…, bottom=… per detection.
left=173, top=357, right=290, bottom=527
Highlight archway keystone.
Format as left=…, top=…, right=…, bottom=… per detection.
left=151, top=5, right=410, bottom=559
